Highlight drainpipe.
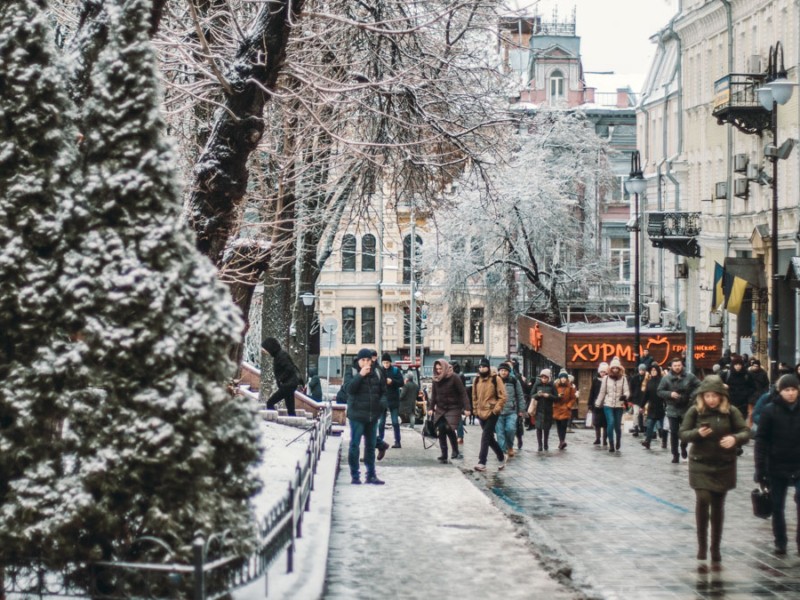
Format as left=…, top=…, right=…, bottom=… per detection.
left=719, top=0, right=733, bottom=352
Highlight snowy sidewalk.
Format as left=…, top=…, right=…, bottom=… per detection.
left=323, top=424, right=581, bottom=599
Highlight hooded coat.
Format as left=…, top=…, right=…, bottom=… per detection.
left=553, top=378, right=576, bottom=420
left=262, top=337, right=300, bottom=388
left=429, top=360, right=470, bottom=431
left=679, top=377, right=750, bottom=492
left=307, top=368, right=322, bottom=401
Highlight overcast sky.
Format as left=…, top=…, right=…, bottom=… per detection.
left=505, top=0, right=680, bottom=93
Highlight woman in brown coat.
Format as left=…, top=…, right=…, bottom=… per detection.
left=553, top=371, right=576, bottom=450
left=679, top=376, right=750, bottom=562
left=428, top=359, right=471, bottom=463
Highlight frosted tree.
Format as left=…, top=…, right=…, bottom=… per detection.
left=0, top=0, right=89, bottom=566
left=59, top=0, right=261, bottom=565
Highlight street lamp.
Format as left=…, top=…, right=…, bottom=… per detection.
left=756, top=42, right=796, bottom=381
left=625, top=150, right=647, bottom=366
left=299, top=292, right=316, bottom=382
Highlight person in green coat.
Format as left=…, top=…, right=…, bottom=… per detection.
left=679, top=376, right=750, bottom=563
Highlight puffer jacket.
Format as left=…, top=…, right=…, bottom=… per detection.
left=642, top=375, right=665, bottom=421
left=499, top=374, right=525, bottom=415
left=346, top=366, right=387, bottom=422
left=472, top=372, right=507, bottom=420
left=755, top=396, right=800, bottom=481
left=679, top=405, right=749, bottom=492
left=553, top=380, right=576, bottom=420
left=595, top=374, right=630, bottom=409
left=657, top=370, right=700, bottom=418
left=722, top=368, right=756, bottom=415
left=528, top=380, right=558, bottom=427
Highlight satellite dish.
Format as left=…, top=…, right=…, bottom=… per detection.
left=322, top=318, right=338, bottom=333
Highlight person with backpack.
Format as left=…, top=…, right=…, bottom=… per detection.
left=471, top=358, right=507, bottom=472
left=428, top=359, right=470, bottom=463
left=528, top=368, right=558, bottom=452
left=754, top=374, right=800, bottom=555
left=496, top=362, right=525, bottom=458
left=261, top=337, right=301, bottom=416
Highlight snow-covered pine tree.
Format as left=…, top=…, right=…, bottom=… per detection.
left=62, top=0, right=262, bottom=565
left=0, top=0, right=90, bottom=567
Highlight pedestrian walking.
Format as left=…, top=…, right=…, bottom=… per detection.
left=428, top=359, right=470, bottom=463
left=679, top=376, right=750, bottom=562
left=471, top=358, right=507, bottom=472
left=399, top=371, right=419, bottom=429
left=588, top=362, right=609, bottom=446
left=628, top=363, right=648, bottom=437
left=749, top=359, right=770, bottom=401
left=721, top=355, right=756, bottom=424
left=529, top=368, right=558, bottom=452
left=554, top=370, right=576, bottom=450
left=261, top=337, right=301, bottom=416
left=640, top=364, right=666, bottom=449
left=496, top=362, right=525, bottom=458
left=754, top=374, right=800, bottom=555
left=377, top=353, right=404, bottom=450
left=658, top=356, right=700, bottom=463
left=595, top=357, right=630, bottom=453
left=452, top=362, right=468, bottom=444
left=346, top=348, right=388, bottom=485
left=306, top=367, right=323, bottom=402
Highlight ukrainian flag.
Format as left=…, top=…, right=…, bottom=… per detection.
left=726, top=276, right=748, bottom=314
left=712, top=262, right=724, bottom=310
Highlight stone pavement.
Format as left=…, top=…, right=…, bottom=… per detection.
left=324, top=423, right=583, bottom=600
left=456, top=418, right=800, bottom=600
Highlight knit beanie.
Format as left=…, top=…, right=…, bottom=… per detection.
left=539, top=368, right=552, bottom=379
left=498, top=362, right=511, bottom=372
left=356, top=348, right=373, bottom=360
left=597, top=362, right=609, bottom=374
left=638, top=364, right=647, bottom=372
left=778, top=374, right=800, bottom=391
left=558, top=370, right=569, bottom=379
left=479, top=357, right=491, bottom=368
left=381, top=352, right=392, bottom=363
left=609, top=357, right=623, bottom=370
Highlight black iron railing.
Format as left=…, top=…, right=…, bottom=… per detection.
left=647, top=211, right=702, bottom=258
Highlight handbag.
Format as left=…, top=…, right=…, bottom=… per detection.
left=751, top=487, right=772, bottom=519
left=584, top=410, right=594, bottom=428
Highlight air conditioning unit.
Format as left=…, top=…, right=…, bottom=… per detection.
left=647, top=302, right=661, bottom=324
left=625, top=315, right=636, bottom=328
left=675, top=262, right=689, bottom=279
left=661, top=311, right=677, bottom=328
left=714, top=181, right=728, bottom=200
left=734, top=153, right=749, bottom=173
left=748, top=54, right=762, bottom=73
left=746, top=163, right=760, bottom=180
left=709, top=311, right=723, bottom=327
left=734, top=177, right=749, bottom=199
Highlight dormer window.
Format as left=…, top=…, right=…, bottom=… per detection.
left=549, top=69, right=565, bottom=104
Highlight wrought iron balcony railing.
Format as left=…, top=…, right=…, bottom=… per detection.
left=711, top=73, right=770, bottom=135
left=647, top=211, right=701, bottom=258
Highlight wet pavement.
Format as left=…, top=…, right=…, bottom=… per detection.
left=458, top=418, right=800, bottom=599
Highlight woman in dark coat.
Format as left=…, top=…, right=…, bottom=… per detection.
left=641, top=364, right=665, bottom=449
left=428, top=359, right=470, bottom=463
left=588, top=362, right=608, bottom=446
left=527, top=369, right=558, bottom=452
left=679, top=376, right=750, bottom=562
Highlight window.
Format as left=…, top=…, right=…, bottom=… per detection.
left=451, top=309, right=465, bottom=344
left=402, top=234, right=423, bottom=284
left=342, top=234, right=356, bottom=271
left=361, top=307, right=375, bottom=344
left=610, top=238, right=631, bottom=282
left=361, top=234, right=376, bottom=271
left=608, top=175, right=630, bottom=204
left=403, top=306, right=422, bottom=345
left=342, top=307, right=356, bottom=344
left=549, top=69, right=564, bottom=104
left=469, top=308, right=484, bottom=344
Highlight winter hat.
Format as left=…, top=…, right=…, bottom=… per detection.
left=498, top=362, right=511, bottom=372
left=731, top=355, right=744, bottom=367
left=694, top=375, right=729, bottom=400
left=479, top=358, right=491, bottom=368
left=777, top=374, right=800, bottom=392
left=356, top=348, right=373, bottom=360
left=597, top=361, right=609, bottom=374
left=381, top=352, right=392, bottom=363
left=609, top=357, right=623, bottom=370
left=371, top=350, right=379, bottom=358
left=638, top=364, right=647, bottom=372
left=539, top=368, right=552, bottom=379
left=712, top=364, right=721, bottom=374
left=261, top=337, right=281, bottom=355
left=558, top=370, right=569, bottom=379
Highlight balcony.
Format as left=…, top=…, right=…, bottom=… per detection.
left=647, top=212, right=701, bottom=258
left=711, top=73, right=770, bottom=135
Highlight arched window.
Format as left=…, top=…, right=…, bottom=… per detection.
left=342, top=234, right=356, bottom=271
left=403, top=234, right=423, bottom=284
left=549, top=69, right=565, bottom=104
left=361, top=234, right=376, bottom=271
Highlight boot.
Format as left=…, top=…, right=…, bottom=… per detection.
left=642, top=440, right=651, bottom=449
left=536, top=429, right=543, bottom=451
left=696, top=499, right=709, bottom=560
left=710, top=501, right=723, bottom=562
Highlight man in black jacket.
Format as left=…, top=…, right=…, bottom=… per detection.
left=754, top=374, right=800, bottom=555
left=261, top=337, right=300, bottom=416
left=347, top=348, right=388, bottom=485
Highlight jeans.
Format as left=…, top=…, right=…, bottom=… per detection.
left=266, top=384, right=297, bottom=415
left=457, top=417, right=464, bottom=440
left=644, top=417, right=663, bottom=442
left=768, top=475, right=800, bottom=548
left=348, top=418, right=378, bottom=479
left=478, top=413, right=504, bottom=465
left=603, top=407, right=624, bottom=448
left=495, top=412, right=518, bottom=453
left=668, top=415, right=688, bottom=458
left=378, top=407, right=400, bottom=445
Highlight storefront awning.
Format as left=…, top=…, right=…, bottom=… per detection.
left=724, top=257, right=767, bottom=288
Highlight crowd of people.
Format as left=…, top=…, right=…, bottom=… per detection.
left=260, top=339, right=800, bottom=561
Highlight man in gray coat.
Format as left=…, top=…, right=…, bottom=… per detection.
left=658, top=356, right=700, bottom=463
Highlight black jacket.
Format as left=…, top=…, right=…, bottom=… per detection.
left=383, top=365, right=404, bottom=409
left=755, top=397, right=800, bottom=481
left=722, top=368, right=756, bottom=412
left=643, top=376, right=665, bottom=421
left=347, top=365, right=387, bottom=423
left=263, top=338, right=300, bottom=388
left=629, top=373, right=646, bottom=407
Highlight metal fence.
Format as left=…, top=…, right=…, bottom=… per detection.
left=1, top=407, right=334, bottom=600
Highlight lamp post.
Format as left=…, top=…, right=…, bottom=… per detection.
left=756, top=42, right=796, bottom=382
left=625, top=150, right=647, bottom=366
left=299, top=292, right=316, bottom=382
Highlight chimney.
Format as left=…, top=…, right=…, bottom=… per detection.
left=616, top=88, right=631, bottom=108
left=584, top=87, right=596, bottom=104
